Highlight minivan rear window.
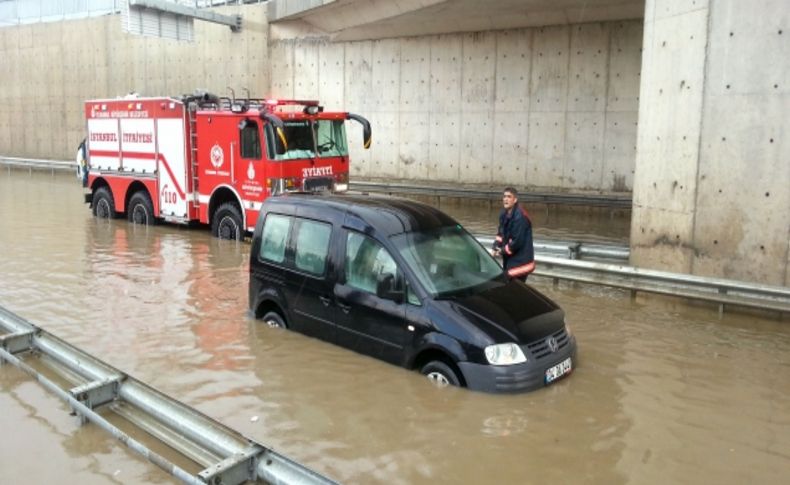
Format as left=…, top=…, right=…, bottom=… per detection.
left=260, top=214, right=291, bottom=263
left=294, top=219, right=332, bottom=275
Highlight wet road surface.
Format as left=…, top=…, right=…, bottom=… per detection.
left=1, top=171, right=788, bottom=484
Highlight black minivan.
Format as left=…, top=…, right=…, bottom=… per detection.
left=249, top=194, right=576, bottom=393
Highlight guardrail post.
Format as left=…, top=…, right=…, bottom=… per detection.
left=199, top=446, right=264, bottom=485
left=718, top=288, right=727, bottom=318
left=0, top=331, right=35, bottom=363
left=569, top=243, right=581, bottom=260
left=69, top=377, right=123, bottom=425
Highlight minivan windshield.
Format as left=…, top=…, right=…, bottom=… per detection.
left=392, top=225, right=503, bottom=297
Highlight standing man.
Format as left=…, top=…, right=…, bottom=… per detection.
left=76, top=138, right=88, bottom=187
left=492, top=187, right=535, bottom=281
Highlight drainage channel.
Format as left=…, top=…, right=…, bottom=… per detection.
left=0, top=305, right=337, bottom=485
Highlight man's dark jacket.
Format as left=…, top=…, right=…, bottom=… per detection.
left=494, top=202, right=535, bottom=278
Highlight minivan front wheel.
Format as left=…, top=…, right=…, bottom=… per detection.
left=421, top=361, right=461, bottom=388
left=261, top=311, right=287, bottom=329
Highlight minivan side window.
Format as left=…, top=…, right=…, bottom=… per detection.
left=259, top=214, right=292, bottom=263
left=345, top=232, right=397, bottom=294
left=294, top=219, right=332, bottom=275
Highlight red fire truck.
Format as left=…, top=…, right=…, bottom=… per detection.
left=81, top=93, right=371, bottom=239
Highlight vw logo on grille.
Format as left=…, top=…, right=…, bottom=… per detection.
left=546, top=336, right=559, bottom=353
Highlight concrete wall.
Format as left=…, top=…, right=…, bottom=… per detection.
left=269, top=20, right=644, bottom=193
left=0, top=5, right=268, bottom=160
left=631, top=0, right=789, bottom=285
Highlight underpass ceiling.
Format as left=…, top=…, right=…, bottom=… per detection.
left=268, top=0, right=645, bottom=41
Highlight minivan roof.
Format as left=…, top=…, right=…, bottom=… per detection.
left=265, top=193, right=458, bottom=236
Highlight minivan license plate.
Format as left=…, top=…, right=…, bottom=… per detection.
left=545, top=357, right=572, bottom=384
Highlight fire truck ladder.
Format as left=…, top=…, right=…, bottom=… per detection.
left=188, top=103, right=200, bottom=207
left=0, top=305, right=337, bottom=485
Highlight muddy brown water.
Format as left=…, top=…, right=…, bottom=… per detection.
left=1, top=171, right=788, bottom=484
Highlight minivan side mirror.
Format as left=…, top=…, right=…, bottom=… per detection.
left=376, top=273, right=403, bottom=303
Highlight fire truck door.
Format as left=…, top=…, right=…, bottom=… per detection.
left=156, top=119, right=189, bottom=219
left=238, top=120, right=266, bottom=220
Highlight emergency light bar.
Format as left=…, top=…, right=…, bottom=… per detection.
left=263, top=99, right=320, bottom=107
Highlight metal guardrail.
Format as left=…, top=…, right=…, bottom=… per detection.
left=351, top=181, right=633, bottom=208
left=476, top=235, right=629, bottom=263
left=0, top=306, right=337, bottom=485
left=476, top=235, right=787, bottom=314
left=1, top=156, right=75, bottom=173
left=533, top=256, right=790, bottom=315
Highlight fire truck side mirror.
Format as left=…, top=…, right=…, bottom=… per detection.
left=347, top=113, right=372, bottom=150
left=261, top=113, right=288, bottom=155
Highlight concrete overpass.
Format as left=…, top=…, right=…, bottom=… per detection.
left=267, top=0, right=645, bottom=40
left=0, top=0, right=786, bottom=286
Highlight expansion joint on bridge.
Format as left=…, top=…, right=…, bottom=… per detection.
left=198, top=445, right=265, bottom=485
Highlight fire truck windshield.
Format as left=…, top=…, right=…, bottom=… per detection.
left=268, top=119, right=348, bottom=161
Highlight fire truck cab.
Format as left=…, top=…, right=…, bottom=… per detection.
left=82, top=93, right=371, bottom=239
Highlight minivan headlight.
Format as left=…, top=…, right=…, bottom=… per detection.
left=484, top=343, right=527, bottom=365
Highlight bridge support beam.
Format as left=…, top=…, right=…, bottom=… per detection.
left=630, top=0, right=789, bottom=286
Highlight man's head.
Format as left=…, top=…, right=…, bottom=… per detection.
left=502, top=187, right=518, bottom=211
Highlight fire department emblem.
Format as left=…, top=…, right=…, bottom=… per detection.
left=247, top=161, right=255, bottom=180
left=210, top=143, right=224, bottom=169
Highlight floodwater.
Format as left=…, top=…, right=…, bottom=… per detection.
left=1, top=170, right=788, bottom=484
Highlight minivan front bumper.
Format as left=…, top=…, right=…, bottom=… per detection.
left=458, top=336, right=577, bottom=393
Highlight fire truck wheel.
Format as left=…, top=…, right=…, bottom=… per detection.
left=128, top=191, right=156, bottom=225
left=212, top=203, right=243, bottom=240
left=261, top=311, right=287, bottom=329
left=93, top=187, right=117, bottom=219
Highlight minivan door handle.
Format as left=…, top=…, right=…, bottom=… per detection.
left=337, top=301, right=351, bottom=314
left=319, top=295, right=331, bottom=307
